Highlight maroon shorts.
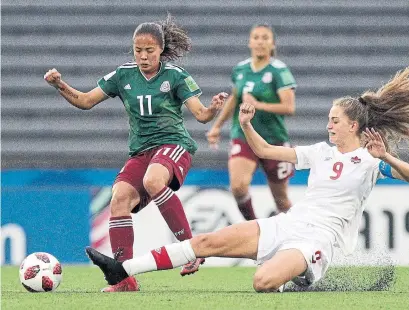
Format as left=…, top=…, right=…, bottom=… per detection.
left=229, top=139, right=294, bottom=183
left=114, top=144, right=192, bottom=213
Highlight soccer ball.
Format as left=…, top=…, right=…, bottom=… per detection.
left=19, top=252, right=62, bottom=292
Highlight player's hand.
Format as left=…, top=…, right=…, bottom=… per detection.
left=364, top=128, right=387, bottom=159
left=242, top=93, right=260, bottom=109
left=206, top=126, right=221, bottom=150
left=44, top=68, right=62, bottom=89
left=239, top=103, right=256, bottom=125
left=209, top=92, right=229, bottom=112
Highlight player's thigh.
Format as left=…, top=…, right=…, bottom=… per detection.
left=228, top=157, right=257, bottom=192
left=261, top=159, right=294, bottom=184
left=191, top=220, right=260, bottom=260
left=228, top=140, right=258, bottom=185
left=143, top=163, right=171, bottom=195
left=253, top=249, right=307, bottom=292
left=114, top=155, right=151, bottom=213
left=149, top=144, right=192, bottom=191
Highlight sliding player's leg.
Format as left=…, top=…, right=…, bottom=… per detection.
left=253, top=249, right=307, bottom=292
left=86, top=220, right=260, bottom=286
left=254, top=215, right=334, bottom=292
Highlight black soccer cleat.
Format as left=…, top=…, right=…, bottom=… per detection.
left=85, top=246, right=129, bottom=285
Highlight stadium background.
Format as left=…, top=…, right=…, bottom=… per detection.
left=2, top=0, right=409, bottom=267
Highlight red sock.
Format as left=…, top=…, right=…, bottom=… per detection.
left=122, top=241, right=196, bottom=275
left=150, top=247, right=173, bottom=270
left=153, top=187, right=192, bottom=241
left=237, top=194, right=257, bottom=221
left=109, top=216, right=134, bottom=262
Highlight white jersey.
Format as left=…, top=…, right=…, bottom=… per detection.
left=291, top=142, right=385, bottom=255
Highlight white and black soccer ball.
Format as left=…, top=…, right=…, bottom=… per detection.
left=19, top=252, right=63, bottom=292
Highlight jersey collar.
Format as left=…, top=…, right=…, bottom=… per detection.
left=250, top=58, right=272, bottom=73
left=139, top=62, right=163, bottom=82
left=334, top=145, right=363, bottom=155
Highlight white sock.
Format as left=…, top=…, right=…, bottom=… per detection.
left=122, top=253, right=156, bottom=276
left=122, top=240, right=197, bottom=276
left=174, top=240, right=196, bottom=264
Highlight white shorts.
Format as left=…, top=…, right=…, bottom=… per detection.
left=256, top=212, right=335, bottom=286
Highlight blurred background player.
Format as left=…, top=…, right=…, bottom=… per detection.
left=44, top=14, right=227, bottom=292
left=206, top=24, right=296, bottom=220
left=87, top=67, right=409, bottom=293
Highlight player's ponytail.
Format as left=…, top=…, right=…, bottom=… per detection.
left=133, top=13, right=191, bottom=61
left=160, top=13, right=192, bottom=61
left=334, top=67, right=409, bottom=155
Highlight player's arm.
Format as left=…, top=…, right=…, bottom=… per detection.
left=364, top=128, right=409, bottom=182
left=239, top=103, right=297, bottom=163
left=185, top=92, right=229, bottom=124
left=243, top=88, right=295, bottom=115
left=380, top=154, right=409, bottom=182
left=212, top=89, right=237, bottom=128
left=44, top=68, right=108, bottom=110
left=206, top=89, right=237, bottom=148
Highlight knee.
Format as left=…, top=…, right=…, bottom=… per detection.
left=110, top=192, right=133, bottom=216
left=230, top=179, right=250, bottom=198
left=143, top=174, right=166, bottom=196
left=253, top=272, right=282, bottom=293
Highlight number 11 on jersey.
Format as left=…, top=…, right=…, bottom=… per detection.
left=137, top=95, right=152, bottom=116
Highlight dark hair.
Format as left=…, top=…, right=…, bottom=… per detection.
left=250, top=24, right=276, bottom=57
left=333, top=67, right=409, bottom=154
left=133, top=14, right=191, bottom=61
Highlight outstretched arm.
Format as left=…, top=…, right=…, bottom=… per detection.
left=44, top=68, right=108, bottom=110
left=364, top=128, right=409, bottom=182
left=185, top=92, right=228, bottom=124
left=382, top=154, right=409, bottom=182
left=239, top=103, right=297, bottom=163
left=212, top=90, right=238, bottom=128
left=206, top=90, right=237, bottom=149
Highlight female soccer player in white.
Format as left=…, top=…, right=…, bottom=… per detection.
left=86, top=67, right=409, bottom=292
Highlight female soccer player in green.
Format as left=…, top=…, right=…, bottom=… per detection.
left=44, top=14, right=227, bottom=292
left=207, top=25, right=296, bottom=220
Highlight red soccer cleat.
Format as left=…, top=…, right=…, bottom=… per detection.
left=101, top=276, right=140, bottom=292
left=180, top=258, right=205, bottom=276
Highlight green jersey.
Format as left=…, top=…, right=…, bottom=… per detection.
left=231, top=58, right=297, bottom=144
left=98, top=62, right=201, bottom=156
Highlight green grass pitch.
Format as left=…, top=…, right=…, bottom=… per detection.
left=2, top=266, right=408, bottom=310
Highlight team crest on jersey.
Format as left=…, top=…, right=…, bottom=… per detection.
left=160, top=81, right=170, bottom=92
left=237, top=73, right=243, bottom=80
left=350, top=156, right=361, bottom=164
left=262, top=72, right=273, bottom=83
